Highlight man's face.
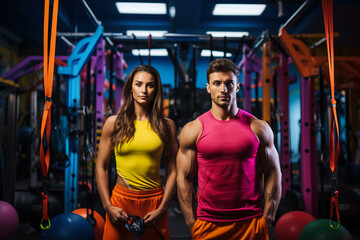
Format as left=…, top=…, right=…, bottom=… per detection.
left=207, top=71, right=239, bottom=108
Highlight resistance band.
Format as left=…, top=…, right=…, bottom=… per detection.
left=39, top=0, right=59, bottom=230
left=322, top=0, right=340, bottom=229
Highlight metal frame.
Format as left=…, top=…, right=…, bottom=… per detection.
left=239, top=45, right=262, bottom=114
left=300, top=76, right=318, bottom=217
left=262, top=41, right=271, bottom=124
left=278, top=54, right=291, bottom=198
left=278, top=1, right=320, bottom=217
left=3, top=56, right=67, bottom=81
left=94, top=39, right=106, bottom=154
left=30, top=91, right=38, bottom=188
left=58, top=25, right=103, bottom=212
left=2, top=91, right=19, bottom=204
left=114, top=51, right=125, bottom=111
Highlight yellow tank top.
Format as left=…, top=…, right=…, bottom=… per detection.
left=115, top=120, right=164, bottom=190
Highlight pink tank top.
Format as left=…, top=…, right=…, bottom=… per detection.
left=196, top=109, right=262, bottom=222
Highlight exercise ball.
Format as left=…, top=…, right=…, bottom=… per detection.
left=0, top=200, right=19, bottom=240
left=14, top=191, right=37, bottom=222
left=275, top=210, right=315, bottom=240
left=40, top=212, right=95, bottom=240
left=18, top=126, right=35, bottom=145
left=72, top=208, right=105, bottom=240
left=299, top=219, right=353, bottom=240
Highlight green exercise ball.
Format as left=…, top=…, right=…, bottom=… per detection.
left=299, top=219, right=353, bottom=240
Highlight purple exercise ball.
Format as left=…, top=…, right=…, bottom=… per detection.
left=0, top=200, right=19, bottom=240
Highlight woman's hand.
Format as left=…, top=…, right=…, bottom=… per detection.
left=143, top=208, right=166, bottom=228
left=105, top=205, right=128, bottom=225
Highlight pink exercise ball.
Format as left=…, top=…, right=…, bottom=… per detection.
left=275, top=210, right=316, bottom=240
left=0, top=200, right=19, bottom=240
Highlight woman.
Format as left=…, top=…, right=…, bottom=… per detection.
left=96, top=65, right=178, bottom=239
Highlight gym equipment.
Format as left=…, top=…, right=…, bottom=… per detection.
left=337, top=186, right=360, bottom=234
left=299, top=219, right=353, bottom=240
left=0, top=200, right=19, bottom=240
left=29, top=194, right=63, bottom=231
left=72, top=208, right=105, bottom=240
left=275, top=210, right=315, bottom=240
left=17, top=126, right=35, bottom=145
left=57, top=24, right=103, bottom=212
left=275, top=189, right=301, bottom=221
left=125, top=215, right=145, bottom=236
left=124, top=215, right=165, bottom=239
left=14, top=191, right=37, bottom=222
left=40, top=212, right=95, bottom=240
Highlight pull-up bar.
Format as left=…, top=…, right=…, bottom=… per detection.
left=247, top=32, right=267, bottom=58
left=81, top=0, right=101, bottom=26
left=57, top=32, right=254, bottom=43
left=282, top=0, right=317, bottom=30
left=57, top=32, right=124, bottom=37
left=60, top=36, right=75, bottom=48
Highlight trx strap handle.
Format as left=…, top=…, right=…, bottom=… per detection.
left=322, top=0, right=340, bottom=229
left=40, top=0, right=59, bottom=230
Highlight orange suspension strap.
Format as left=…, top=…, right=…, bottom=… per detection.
left=322, top=0, right=340, bottom=229
left=39, top=0, right=59, bottom=230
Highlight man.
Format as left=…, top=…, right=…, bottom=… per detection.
left=176, top=58, right=281, bottom=239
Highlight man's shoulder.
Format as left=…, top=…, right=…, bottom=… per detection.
left=250, top=118, right=273, bottom=143
left=179, top=118, right=202, bottom=145
left=182, top=118, right=202, bottom=133
left=251, top=118, right=269, bottom=131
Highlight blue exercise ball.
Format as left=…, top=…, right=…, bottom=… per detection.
left=299, top=219, right=353, bottom=240
left=40, top=212, right=95, bottom=240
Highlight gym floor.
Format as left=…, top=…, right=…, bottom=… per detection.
left=10, top=196, right=360, bottom=240
left=11, top=198, right=191, bottom=240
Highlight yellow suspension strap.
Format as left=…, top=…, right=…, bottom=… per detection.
left=39, top=0, right=59, bottom=230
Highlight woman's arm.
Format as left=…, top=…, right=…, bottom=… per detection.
left=95, top=116, right=128, bottom=224
left=143, top=118, right=178, bottom=227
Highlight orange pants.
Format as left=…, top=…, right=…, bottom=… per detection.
left=191, top=216, right=268, bottom=240
left=103, top=184, right=170, bottom=240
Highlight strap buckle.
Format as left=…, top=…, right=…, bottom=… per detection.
left=44, top=97, right=53, bottom=110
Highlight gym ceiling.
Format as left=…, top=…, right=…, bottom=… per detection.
left=0, top=0, right=360, bottom=56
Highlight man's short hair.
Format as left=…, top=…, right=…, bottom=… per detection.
left=206, top=58, right=239, bottom=82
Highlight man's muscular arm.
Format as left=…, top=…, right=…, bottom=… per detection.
left=176, top=120, right=201, bottom=231
left=252, top=119, right=282, bottom=229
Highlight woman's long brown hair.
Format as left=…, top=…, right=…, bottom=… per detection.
left=111, top=65, right=171, bottom=156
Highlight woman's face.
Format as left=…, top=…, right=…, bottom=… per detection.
left=131, top=71, right=156, bottom=106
